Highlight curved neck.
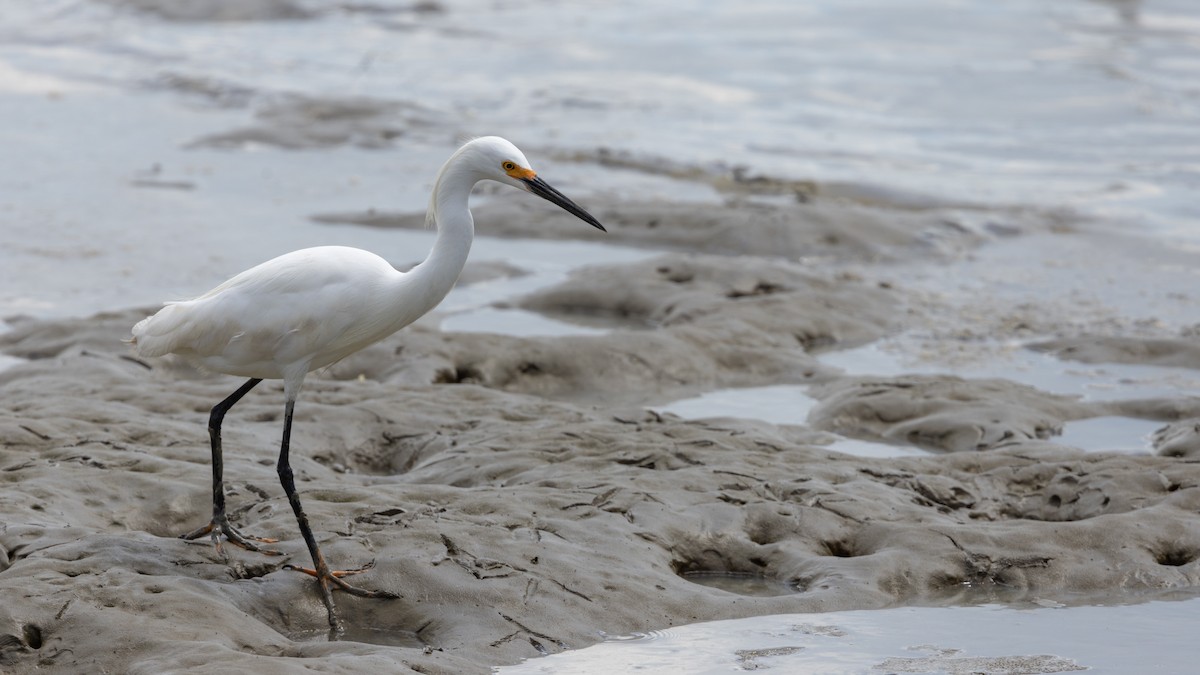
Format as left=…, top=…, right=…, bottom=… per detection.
left=399, top=160, right=477, bottom=322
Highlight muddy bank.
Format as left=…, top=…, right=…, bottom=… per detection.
left=1029, top=336, right=1200, bottom=370
left=1153, top=420, right=1200, bottom=459
left=807, top=374, right=1200, bottom=454
left=99, top=0, right=318, bottom=22
left=2, top=328, right=1199, bottom=673
left=4, top=219, right=1200, bottom=672
left=317, top=253, right=897, bottom=405
left=312, top=194, right=1082, bottom=262
left=186, top=94, right=438, bottom=151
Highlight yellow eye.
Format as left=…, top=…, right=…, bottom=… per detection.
left=503, top=162, right=537, bottom=180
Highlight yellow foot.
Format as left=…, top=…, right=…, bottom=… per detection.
left=284, top=559, right=400, bottom=630
left=284, top=559, right=400, bottom=597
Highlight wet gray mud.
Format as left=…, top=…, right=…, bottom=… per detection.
left=4, top=194, right=1200, bottom=674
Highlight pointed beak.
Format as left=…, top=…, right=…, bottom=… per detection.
left=522, top=176, right=606, bottom=232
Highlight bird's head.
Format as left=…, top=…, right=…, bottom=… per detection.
left=461, top=136, right=606, bottom=232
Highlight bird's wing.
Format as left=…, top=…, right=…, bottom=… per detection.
left=131, top=247, right=398, bottom=368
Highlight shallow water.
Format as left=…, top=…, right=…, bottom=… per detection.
left=820, top=340, right=1198, bottom=453
left=498, top=595, right=1200, bottom=675
left=655, top=384, right=819, bottom=426
left=3, top=0, right=1200, bottom=319
left=0, top=353, right=23, bottom=373
left=1056, top=415, right=1162, bottom=454
left=654, top=384, right=930, bottom=457
left=1, top=0, right=1195, bottom=461
left=652, top=365, right=1177, bottom=455
left=439, top=307, right=608, bottom=338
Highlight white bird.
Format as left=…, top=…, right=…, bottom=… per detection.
left=130, top=136, right=605, bottom=631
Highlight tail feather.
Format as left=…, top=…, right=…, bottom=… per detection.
left=129, top=303, right=188, bottom=358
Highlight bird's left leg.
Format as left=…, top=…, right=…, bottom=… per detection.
left=181, top=377, right=281, bottom=557
left=275, top=399, right=399, bottom=631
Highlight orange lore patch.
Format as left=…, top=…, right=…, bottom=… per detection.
left=505, top=165, right=537, bottom=181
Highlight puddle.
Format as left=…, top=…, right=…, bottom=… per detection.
left=431, top=239, right=656, bottom=337
left=655, top=386, right=929, bottom=457
left=680, top=571, right=799, bottom=598
left=821, top=342, right=1184, bottom=455
left=1055, top=416, right=1162, bottom=454
left=821, top=437, right=926, bottom=459
left=654, top=385, right=818, bottom=426
left=820, top=343, right=913, bottom=378
left=440, top=307, right=608, bottom=337
left=596, top=350, right=1169, bottom=458
left=0, top=353, right=25, bottom=373
left=498, top=596, right=1200, bottom=675
left=438, top=240, right=654, bottom=314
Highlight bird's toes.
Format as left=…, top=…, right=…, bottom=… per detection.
left=330, top=559, right=376, bottom=578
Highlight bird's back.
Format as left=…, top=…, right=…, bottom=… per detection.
left=131, top=246, right=405, bottom=379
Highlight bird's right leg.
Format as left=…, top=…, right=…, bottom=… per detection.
left=181, top=377, right=281, bottom=558
left=276, top=399, right=398, bottom=633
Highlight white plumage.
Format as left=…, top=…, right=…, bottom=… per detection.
left=134, top=246, right=421, bottom=390
left=131, top=136, right=604, bottom=632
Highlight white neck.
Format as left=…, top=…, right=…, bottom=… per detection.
left=393, top=158, right=477, bottom=326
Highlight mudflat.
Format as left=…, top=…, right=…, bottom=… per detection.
left=3, top=194, right=1199, bottom=674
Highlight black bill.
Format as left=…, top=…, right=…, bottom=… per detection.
left=523, top=176, right=606, bottom=232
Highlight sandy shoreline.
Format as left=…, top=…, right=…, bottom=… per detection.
left=3, top=195, right=1200, bottom=673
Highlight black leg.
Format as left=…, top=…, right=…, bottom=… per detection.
left=181, top=378, right=279, bottom=556
left=276, top=399, right=398, bottom=632
left=207, top=378, right=261, bottom=522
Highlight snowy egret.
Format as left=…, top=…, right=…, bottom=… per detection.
left=130, top=136, right=605, bottom=630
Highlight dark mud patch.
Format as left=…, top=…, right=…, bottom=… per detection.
left=98, top=0, right=317, bottom=22
left=1029, top=336, right=1200, bottom=369
left=312, top=196, right=1074, bottom=262
left=188, top=94, right=438, bottom=150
